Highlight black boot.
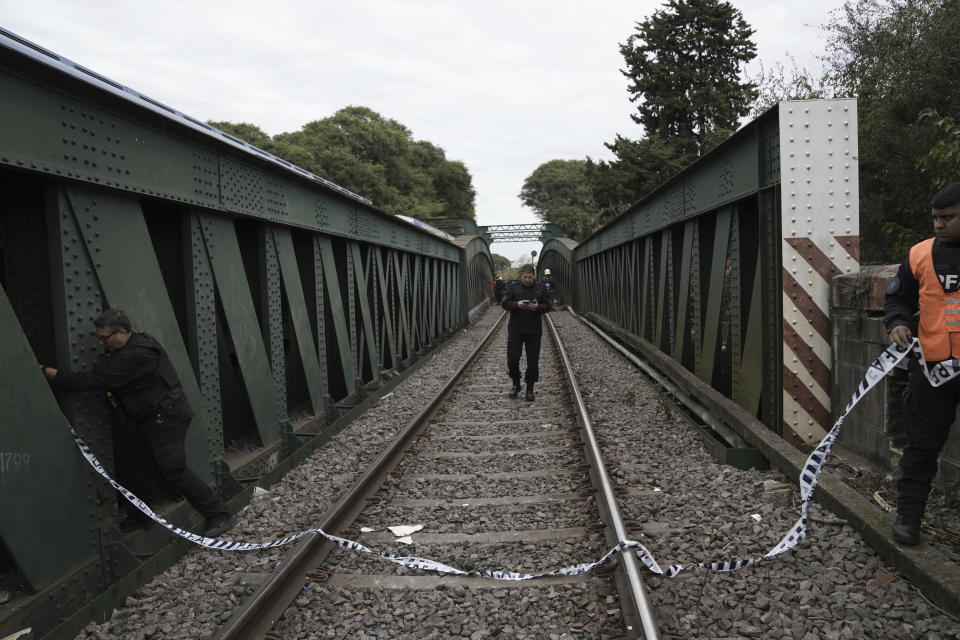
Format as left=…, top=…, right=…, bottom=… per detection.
left=508, top=380, right=521, bottom=399
left=204, top=513, right=236, bottom=538
left=892, top=513, right=921, bottom=545
left=525, top=383, right=535, bottom=401
left=118, top=513, right=151, bottom=533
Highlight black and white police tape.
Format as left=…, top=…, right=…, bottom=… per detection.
left=67, top=338, right=945, bottom=580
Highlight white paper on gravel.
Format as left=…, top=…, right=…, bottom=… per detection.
left=388, top=525, right=423, bottom=537
left=66, top=339, right=945, bottom=579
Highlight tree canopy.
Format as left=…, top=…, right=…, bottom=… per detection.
left=587, top=135, right=694, bottom=229
left=821, top=0, right=960, bottom=262
left=209, top=106, right=476, bottom=221
left=919, top=109, right=960, bottom=191
left=518, top=159, right=597, bottom=240
left=584, top=0, right=757, bottom=223
left=522, top=0, right=960, bottom=262
left=491, top=253, right=512, bottom=275
left=520, top=0, right=758, bottom=235
left=620, top=0, right=757, bottom=156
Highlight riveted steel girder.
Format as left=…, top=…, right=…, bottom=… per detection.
left=572, top=100, right=859, bottom=441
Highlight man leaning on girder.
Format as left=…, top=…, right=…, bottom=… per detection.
left=500, top=264, right=552, bottom=401
left=885, top=183, right=960, bottom=546
left=41, top=309, right=235, bottom=538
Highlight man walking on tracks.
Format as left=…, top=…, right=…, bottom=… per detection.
left=494, top=276, right=506, bottom=304
left=886, top=183, right=960, bottom=546
left=42, top=309, right=235, bottom=538
left=540, top=268, right=557, bottom=307
left=501, top=264, right=551, bottom=401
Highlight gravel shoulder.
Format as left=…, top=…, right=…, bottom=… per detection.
left=74, top=307, right=960, bottom=640
left=550, top=311, right=960, bottom=640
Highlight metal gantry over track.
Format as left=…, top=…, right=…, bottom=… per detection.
left=0, top=28, right=493, bottom=639
left=429, top=219, right=569, bottom=244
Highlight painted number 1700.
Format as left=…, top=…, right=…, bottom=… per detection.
left=0, top=452, right=30, bottom=474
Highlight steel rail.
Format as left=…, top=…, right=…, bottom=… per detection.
left=545, top=314, right=661, bottom=640
left=214, top=311, right=507, bottom=640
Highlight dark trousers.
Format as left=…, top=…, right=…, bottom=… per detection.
left=898, top=358, right=958, bottom=517
left=507, top=331, right=542, bottom=384
left=114, top=418, right=229, bottom=521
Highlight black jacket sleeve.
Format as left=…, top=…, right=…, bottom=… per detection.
left=884, top=258, right=919, bottom=332
left=50, top=347, right=157, bottom=392
left=501, top=283, right=520, bottom=310
left=534, top=284, right=552, bottom=313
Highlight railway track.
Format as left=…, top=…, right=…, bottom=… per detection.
left=214, top=311, right=659, bottom=640
left=70, top=308, right=960, bottom=639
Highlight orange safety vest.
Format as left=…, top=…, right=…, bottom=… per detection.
left=909, top=237, right=960, bottom=360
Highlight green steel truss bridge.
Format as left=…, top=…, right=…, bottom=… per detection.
left=0, top=25, right=876, bottom=640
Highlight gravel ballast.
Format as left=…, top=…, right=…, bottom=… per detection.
left=74, top=307, right=960, bottom=639
left=270, top=322, right=625, bottom=639
left=550, top=311, right=960, bottom=640
left=75, top=310, right=507, bottom=640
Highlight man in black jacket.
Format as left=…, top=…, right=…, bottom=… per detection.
left=501, top=264, right=552, bottom=400
left=42, top=309, right=234, bottom=537
left=494, top=276, right=506, bottom=304
left=885, top=183, right=960, bottom=545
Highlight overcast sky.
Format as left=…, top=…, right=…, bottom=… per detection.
left=3, top=0, right=844, bottom=260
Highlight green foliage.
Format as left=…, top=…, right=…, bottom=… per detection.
left=620, top=0, right=757, bottom=155
left=519, top=160, right=598, bottom=240
left=576, top=0, right=758, bottom=229
left=491, top=253, right=512, bottom=275
left=209, top=121, right=272, bottom=148
left=918, top=109, right=960, bottom=189
left=822, top=0, right=960, bottom=262
left=749, top=55, right=833, bottom=118
left=208, top=121, right=314, bottom=168
left=881, top=221, right=923, bottom=261
left=587, top=136, right=694, bottom=228
left=209, top=106, right=475, bottom=221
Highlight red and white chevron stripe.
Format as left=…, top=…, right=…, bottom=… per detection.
left=779, top=99, right=860, bottom=444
